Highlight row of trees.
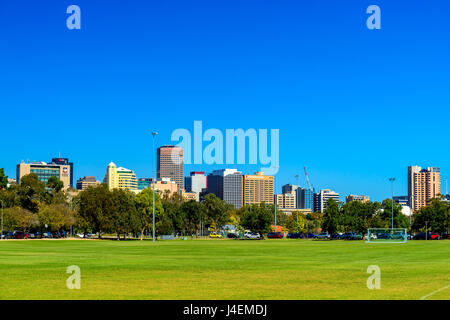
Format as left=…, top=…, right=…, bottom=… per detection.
left=322, top=197, right=449, bottom=235
left=1, top=169, right=448, bottom=239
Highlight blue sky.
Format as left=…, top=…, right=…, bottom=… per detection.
left=0, top=0, right=449, bottom=201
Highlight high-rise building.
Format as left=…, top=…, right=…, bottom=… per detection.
left=103, top=162, right=138, bottom=191
left=51, top=157, right=74, bottom=188
left=345, top=194, right=370, bottom=203
left=297, top=188, right=314, bottom=210
left=152, top=178, right=178, bottom=197
left=275, top=191, right=296, bottom=209
left=185, top=172, right=207, bottom=194
left=76, top=176, right=100, bottom=190
left=408, top=166, right=441, bottom=212
left=243, top=171, right=274, bottom=206
left=314, top=189, right=339, bottom=213
left=157, top=146, right=184, bottom=189
left=16, top=161, right=71, bottom=190
left=393, top=195, right=409, bottom=206
left=207, top=169, right=243, bottom=209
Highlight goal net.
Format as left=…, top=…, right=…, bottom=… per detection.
left=366, top=228, right=408, bottom=243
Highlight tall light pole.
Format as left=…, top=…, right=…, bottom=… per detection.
left=295, top=174, right=300, bottom=226
left=389, top=178, right=396, bottom=230
left=1, top=200, right=4, bottom=240
left=152, top=131, right=158, bottom=242
left=273, top=166, right=279, bottom=234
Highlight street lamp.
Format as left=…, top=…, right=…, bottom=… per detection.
left=389, top=178, right=396, bottom=230
left=1, top=200, right=4, bottom=240
left=273, top=166, right=279, bottom=234
left=152, top=131, right=158, bottom=242
left=295, top=174, right=300, bottom=226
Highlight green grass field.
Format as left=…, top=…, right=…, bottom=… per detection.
left=0, top=239, right=449, bottom=300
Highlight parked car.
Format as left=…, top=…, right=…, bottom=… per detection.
left=304, top=233, right=316, bottom=239
left=316, top=232, right=330, bottom=239
left=13, top=231, right=28, bottom=239
left=331, top=233, right=343, bottom=239
left=245, top=232, right=261, bottom=239
left=1, top=231, right=14, bottom=239
left=286, top=232, right=303, bottom=239
left=227, top=232, right=239, bottom=238
left=413, top=232, right=440, bottom=240
left=441, top=233, right=450, bottom=240
left=209, top=232, right=223, bottom=239
left=267, top=232, right=283, bottom=239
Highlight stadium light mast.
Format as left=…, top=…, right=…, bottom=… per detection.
left=1, top=200, right=3, bottom=241
left=295, top=174, right=300, bottom=226
left=273, top=166, right=279, bottom=234
left=389, top=178, right=396, bottom=229
left=152, top=131, right=158, bottom=243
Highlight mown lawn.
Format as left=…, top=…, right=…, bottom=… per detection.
left=0, top=239, right=448, bottom=300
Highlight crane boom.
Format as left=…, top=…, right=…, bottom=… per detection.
left=304, top=166, right=313, bottom=192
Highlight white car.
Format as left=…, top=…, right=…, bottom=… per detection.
left=245, top=232, right=261, bottom=239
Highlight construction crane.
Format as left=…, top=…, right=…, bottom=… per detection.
left=304, top=167, right=314, bottom=192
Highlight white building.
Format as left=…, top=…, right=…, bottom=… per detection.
left=184, top=171, right=207, bottom=201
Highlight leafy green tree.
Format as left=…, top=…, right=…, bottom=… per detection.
left=380, top=199, right=408, bottom=229
left=0, top=168, right=8, bottom=189
left=412, top=198, right=449, bottom=234
left=3, top=207, right=38, bottom=231
left=202, top=193, right=232, bottom=229
left=16, top=174, right=46, bottom=213
left=239, top=203, right=273, bottom=238
left=38, top=203, right=74, bottom=232
left=74, top=184, right=114, bottom=237
left=180, top=200, right=205, bottom=237
left=322, top=198, right=341, bottom=236
left=135, top=187, right=164, bottom=240
left=47, top=176, right=64, bottom=193
left=111, top=189, right=139, bottom=240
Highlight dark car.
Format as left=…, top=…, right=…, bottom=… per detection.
left=287, top=232, right=303, bottom=239
left=441, top=233, right=450, bottom=240
left=303, top=233, right=316, bottom=239
left=1, top=231, right=14, bottom=239
left=227, top=232, right=239, bottom=239
left=413, top=232, right=440, bottom=240
left=267, top=232, right=283, bottom=239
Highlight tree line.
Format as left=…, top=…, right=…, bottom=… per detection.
left=0, top=170, right=448, bottom=239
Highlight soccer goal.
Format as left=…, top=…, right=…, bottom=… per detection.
left=366, top=228, right=408, bottom=243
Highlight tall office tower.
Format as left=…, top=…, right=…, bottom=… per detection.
left=76, top=176, right=100, bottom=190
left=298, top=187, right=314, bottom=210
left=408, top=166, right=441, bottom=212
left=243, top=171, right=274, bottom=206
left=281, top=184, right=298, bottom=194
left=51, top=157, right=74, bottom=188
left=157, top=146, right=184, bottom=189
left=16, top=161, right=71, bottom=190
left=207, top=169, right=243, bottom=209
left=313, top=189, right=340, bottom=213
left=345, top=194, right=370, bottom=203
left=185, top=171, right=207, bottom=200
left=103, top=162, right=138, bottom=191
left=275, top=191, right=297, bottom=209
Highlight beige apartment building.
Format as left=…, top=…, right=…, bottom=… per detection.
left=275, top=191, right=297, bottom=209
left=103, top=162, right=138, bottom=192
left=346, top=194, right=370, bottom=203
left=243, top=171, right=274, bottom=205
left=16, top=161, right=71, bottom=190
left=408, top=166, right=441, bottom=212
left=76, top=176, right=101, bottom=190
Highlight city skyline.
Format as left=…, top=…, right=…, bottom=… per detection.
left=1, top=1, right=449, bottom=202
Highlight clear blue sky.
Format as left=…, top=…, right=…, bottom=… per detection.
left=1, top=0, right=449, bottom=201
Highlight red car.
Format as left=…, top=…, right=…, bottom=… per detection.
left=13, top=232, right=29, bottom=239
left=267, top=232, right=283, bottom=239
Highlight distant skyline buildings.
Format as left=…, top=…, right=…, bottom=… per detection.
left=408, top=166, right=441, bottom=212
left=207, top=169, right=243, bottom=209
left=157, top=146, right=184, bottom=190
left=16, top=159, right=72, bottom=191
left=103, top=162, right=138, bottom=192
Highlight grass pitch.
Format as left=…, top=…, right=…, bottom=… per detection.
left=0, top=239, right=449, bottom=300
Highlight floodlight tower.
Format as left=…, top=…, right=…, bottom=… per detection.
left=389, top=177, right=396, bottom=229
left=152, top=131, right=158, bottom=242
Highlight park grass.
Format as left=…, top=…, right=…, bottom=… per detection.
left=0, top=239, right=449, bottom=300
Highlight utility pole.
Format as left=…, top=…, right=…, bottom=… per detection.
left=295, top=174, right=299, bottom=227
left=389, top=178, right=396, bottom=229
left=425, top=221, right=428, bottom=240
left=152, top=131, right=158, bottom=242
